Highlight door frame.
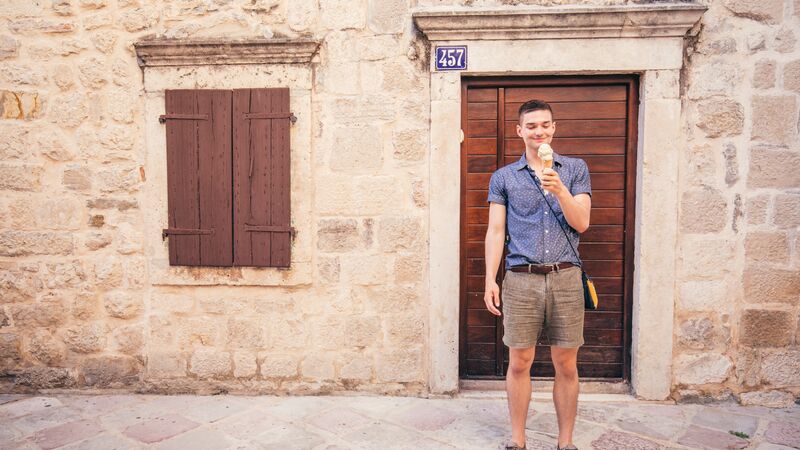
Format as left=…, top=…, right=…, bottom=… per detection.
left=457, top=75, right=639, bottom=382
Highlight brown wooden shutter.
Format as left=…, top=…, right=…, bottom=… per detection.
left=232, top=88, right=292, bottom=267
left=163, top=89, right=233, bottom=266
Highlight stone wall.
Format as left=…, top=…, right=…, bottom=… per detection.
left=0, top=0, right=430, bottom=395
left=673, top=0, right=800, bottom=406
left=0, top=0, right=798, bottom=403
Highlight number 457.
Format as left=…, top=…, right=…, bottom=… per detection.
left=439, top=48, right=464, bottom=67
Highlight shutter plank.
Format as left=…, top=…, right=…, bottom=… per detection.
left=270, top=88, right=291, bottom=267
left=233, top=89, right=252, bottom=266
left=197, top=90, right=233, bottom=266
left=165, top=90, right=201, bottom=265
left=250, top=89, right=272, bottom=267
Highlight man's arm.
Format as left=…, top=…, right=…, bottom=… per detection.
left=484, top=202, right=506, bottom=316
left=541, top=168, right=591, bottom=233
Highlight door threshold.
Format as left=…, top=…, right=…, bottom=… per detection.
left=459, top=379, right=632, bottom=397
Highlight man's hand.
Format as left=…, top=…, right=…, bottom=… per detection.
left=484, top=280, right=501, bottom=316
left=541, top=168, right=566, bottom=196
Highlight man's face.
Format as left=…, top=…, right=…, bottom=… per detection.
left=516, top=109, right=556, bottom=151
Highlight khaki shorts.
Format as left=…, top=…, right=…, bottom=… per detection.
left=501, top=266, right=585, bottom=348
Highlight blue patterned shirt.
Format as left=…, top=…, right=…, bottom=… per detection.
left=487, top=153, right=592, bottom=267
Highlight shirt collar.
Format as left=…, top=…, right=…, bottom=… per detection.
left=515, top=152, right=564, bottom=171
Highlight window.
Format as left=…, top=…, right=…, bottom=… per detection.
left=160, top=88, right=293, bottom=268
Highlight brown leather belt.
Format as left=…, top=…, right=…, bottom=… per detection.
left=508, top=262, right=575, bottom=274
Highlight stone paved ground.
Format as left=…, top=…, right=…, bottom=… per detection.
left=0, top=393, right=798, bottom=449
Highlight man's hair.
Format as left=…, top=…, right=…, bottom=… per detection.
left=518, top=99, right=554, bottom=123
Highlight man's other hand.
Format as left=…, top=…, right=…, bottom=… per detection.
left=484, top=281, right=501, bottom=316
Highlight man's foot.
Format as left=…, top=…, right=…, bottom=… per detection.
left=556, top=445, right=578, bottom=450
left=500, top=440, right=526, bottom=450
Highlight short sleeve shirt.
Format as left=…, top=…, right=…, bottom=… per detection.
left=487, top=152, right=592, bottom=267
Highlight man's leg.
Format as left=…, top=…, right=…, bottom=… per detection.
left=550, top=346, right=579, bottom=448
left=507, top=346, right=535, bottom=447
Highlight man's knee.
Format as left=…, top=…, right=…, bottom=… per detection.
left=551, top=349, right=579, bottom=379
left=508, top=348, right=535, bottom=375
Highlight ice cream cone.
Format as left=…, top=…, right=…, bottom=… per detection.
left=543, top=159, right=553, bottom=169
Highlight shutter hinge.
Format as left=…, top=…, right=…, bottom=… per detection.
left=162, top=228, right=214, bottom=240
left=159, top=114, right=209, bottom=124
left=243, top=112, right=297, bottom=124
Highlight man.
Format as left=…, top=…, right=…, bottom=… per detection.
left=484, top=99, right=592, bottom=450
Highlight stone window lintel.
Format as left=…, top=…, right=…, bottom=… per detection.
left=134, top=38, right=321, bottom=67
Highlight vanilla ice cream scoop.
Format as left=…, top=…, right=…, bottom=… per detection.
left=537, top=143, right=554, bottom=169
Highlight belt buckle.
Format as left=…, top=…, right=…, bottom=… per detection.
left=549, top=263, right=559, bottom=273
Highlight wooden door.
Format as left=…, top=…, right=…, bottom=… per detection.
left=459, top=76, right=638, bottom=380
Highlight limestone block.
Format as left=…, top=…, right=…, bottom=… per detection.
left=381, top=61, right=421, bottom=95
left=772, top=27, right=796, bottom=53
left=317, top=219, right=360, bottom=252
left=15, top=367, right=76, bottom=388
left=226, top=318, right=265, bottom=348
left=63, top=322, right=106, bottom=353
left=722, top=143, right=738, bottom=186
left=115, top=222, right=143, bottom=255
left=103, top=291, right=142, bottom=319
left=7, top=18, right=75, bottom=34
left=92, top=259, right=123, bottom=288
left=394, top=253, right=424, bottom=284
left=0, top=309, right=8, bottom=328
left=738, top=390, right=795, bottom=407
left=0, top=263, right=43, bottom=303
left=35, top=198, right=83, bottom=231
left=0, top=63, right=48, bottom=86
left=346, top=316, right=381, bottom=348
left=697, top=37, right=736, bottom=55
left=753, top=59, right=776, bottom=89
left=724, top=0, right=783, bottom=23
left=0, top=333, right=21, bottom=368
left=49, top=92, right=88, bottom=128
left=753, top=96, right=799, bottom=145
left=384, top=313, right=425, bottom=347
left=113, top=324, right=144, bottom=358
left=90, top=31, right=116, bottom=54
left=0, top=36, right=20, bottom=59
left=87, top=198, right=138, bottom=211
left=79, top=0, right=107, bottom=9
left=747, top=146, right=800, bottom=189
left=745, top=194, right=769, bottom=225
left=679, top=188, right=727, bottom=233
left=120, top=8, right=159, bottom=32
left=52, top=0, right=73, bottom=16
left=36, top=129, right=75, bottom=161
left=301, top=354, right=335, bottom=380
left=317, top=256, right=340, bottom=283
left=341, top=254, right=388, bottom=286
left=674, top=353, right=732, bottom=385
left=176, top=318, right=223, bottom=347
left=695, top=99, right=744, bottom=138
left=97, top=166, right=141, bottom=193
left=77, top=56, right=108, bottom=89
left=309, top=316, right=346, bottom=350
left=82, top=355, right=140, bottom=387
left=321, top=0, right=365, bottom=30
left=745, top=231, right=789, bottom=263
left=367, top=0, right=407, bottom=34
left=734, top=347, right=761, bottom=387
left=44, top=261, right=87, bottom=289
left=122, top=256, right=145, bottom=290
left=84, top=232, right=112, bottom=251
left=287, top=0, right=316, bottom=31
left=687, top=62, right=741, bottom=100
left=82, top=12, right=113, bottom=30
left=376, top=348, right=422, bottom=382
left=411, top=178, right=426, bottom=208
left=52, top=64, right=75, bottom=92
left=147, top=351, right=186, bottom=378
left=740, top=309, right=794, bottom=347
left=744, top=266, right=799, bottom=304
left=679, top=280, right=729, bottom=311
left=69, top=291, right=99, bottom=320
left=233, top=351, right=258, bottom=378
left=773, top=194, right=800, bottom=228
left=761, top=350, right=800, bottom=387
left=189, top=348, right=231, bottom=379
left=329, top=125, right=382, bottom=172
left=677, top=317, right=723, bottom=350
left=259, top=353, right=299, bottom=378
left=339, top=352, right=373, bottom=380
left=783, top=59, right=800, bottom=93
left=9, top=297, right=65, bottom=328
left=392, top=129, right=427, bottom=162
left=378, top=216, right=422, bottom=251
left=0, top=164, right=42, bottom=191
left=0, top=91, right=42, bottom=120
left=26, top=329, right=65, bottom=366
